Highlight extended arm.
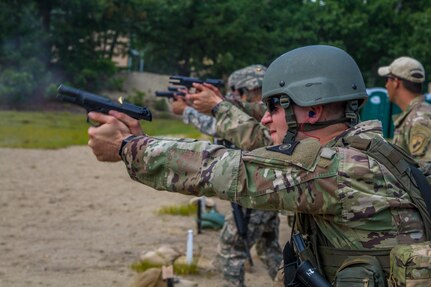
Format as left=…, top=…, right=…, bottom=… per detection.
left=182, top=106, right=217, bottom=136
left=213, top=101, right=272, bottom=151
left=120, top=134, right=338, bottom=213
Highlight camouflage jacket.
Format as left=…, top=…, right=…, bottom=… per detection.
left=182, top=106, right=216, bottom=136
left=225, top=98, right=267, bottom=121
left=213, top=101, right=272, bottom=151
left=121, top=120, right=425, bottom=250
left=392, top=96, right=431, bottom=165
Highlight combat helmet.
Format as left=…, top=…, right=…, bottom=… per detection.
left=262, top=45, right=367, bottom=148
left=235, top=64, right=267, bottom=91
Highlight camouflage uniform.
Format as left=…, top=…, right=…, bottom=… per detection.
left=120, top=119, right=425, bottom=281
left=392, top=95, right=431, bottom=165
left=213, top=101, right=272, bottom=151
left=217, top=210, right=281, bottom=287
left=182, top=106, right=216, bottom=136
left=182, top=65, right=281, bottom=286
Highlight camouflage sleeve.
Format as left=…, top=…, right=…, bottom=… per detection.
left=122, top=135, right=425, bottom=249
left=213, top=101, right=272, bottom=151
left=120, top=136, right=339, bottom=213
left=226, top=98, right=267, bottom=121
left=182, top=107, right=217, bottom=136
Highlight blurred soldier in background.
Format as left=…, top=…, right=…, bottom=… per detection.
left=378, top=56, right=431, bottom=165
left=171, top=65, right=282, bottom=287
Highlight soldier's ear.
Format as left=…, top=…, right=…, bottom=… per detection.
left=307, top=106, right=323, bottom=124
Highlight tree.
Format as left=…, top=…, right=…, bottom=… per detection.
left=0, top=1, right=50, bottom=107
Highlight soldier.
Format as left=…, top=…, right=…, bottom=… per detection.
left=170, top=65, right=268, bottom=141
left=378, top=56, right=431, bottom=165
left=168, top=66, right=247, bottom=138
left=171, top=65, right=282, bottom=287
left=88, top=45, right=427, bottom=284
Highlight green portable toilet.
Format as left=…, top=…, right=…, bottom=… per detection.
left=361, top=88, right=391, bottom=138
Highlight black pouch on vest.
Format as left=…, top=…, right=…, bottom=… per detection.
left=334, top=255, right=387, bottom=287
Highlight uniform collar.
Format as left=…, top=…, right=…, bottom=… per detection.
left=393, top=95, right=425, bottom=127
left=325, top=120, right=383, bottom=148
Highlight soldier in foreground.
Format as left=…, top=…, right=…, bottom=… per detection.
left=87, top=45, right=427, bottom=284
left=378, top=56, right=431, bottom=165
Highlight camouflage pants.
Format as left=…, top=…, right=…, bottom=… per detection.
left=215, top=209, right=282, bottom=287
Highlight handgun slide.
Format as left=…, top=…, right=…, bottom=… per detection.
left=57, top=84, right=152, bottom=121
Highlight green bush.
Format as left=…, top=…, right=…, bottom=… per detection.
left=153, top=98, right=169, bottom=112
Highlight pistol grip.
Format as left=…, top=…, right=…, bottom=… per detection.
left=86, top=115, right=101, bottom=127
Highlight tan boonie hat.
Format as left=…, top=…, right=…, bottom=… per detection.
left=235, top=64, right=267, bottom=90
left=378, top=56, right=425, bottom=83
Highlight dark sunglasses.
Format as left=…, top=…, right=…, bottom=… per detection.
left=238, top=87, right=247, bottom=96
left=265, top=97, right=281, bottom=113
left=386, top=76, right=397, bottom=82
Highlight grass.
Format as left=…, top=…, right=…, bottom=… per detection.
left=131, top=260, right=199, bottom=275
left=157, top=203, right=197, bottom=216
left=0, top=111, right=204, bottom=149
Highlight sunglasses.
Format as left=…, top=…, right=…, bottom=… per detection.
left=386, top=76, right=397, bottom=82
left=265, top=97, right=281, bottom=113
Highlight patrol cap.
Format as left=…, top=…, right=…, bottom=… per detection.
left=234, top=64, right=267, bottom=90
left=227, top=70, right=242, bottom=91
left=378, top=57, right=425, bottom=83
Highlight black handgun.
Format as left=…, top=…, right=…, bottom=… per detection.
left=154, top=91, right=186, bottom=99
left=168, top=86, right=181, bottom=92
left=231, top=203, right=253, bottom=266
left=57, top=84, right=152, bottom=122
left=291, top=233, right=331, bottom=287
left=169, top=75, right=224, bottom=89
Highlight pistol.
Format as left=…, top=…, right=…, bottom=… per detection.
left=57, top=84, right=152, bottom=123
left=154, top=91, right=186, bottom=99
left=169, top=75, right=224, bottom=89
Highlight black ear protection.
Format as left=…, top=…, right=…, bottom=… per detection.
left=308, top=111, right=315, bottom=117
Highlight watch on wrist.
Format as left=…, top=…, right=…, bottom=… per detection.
left=119, top=135, right=136, bottom=156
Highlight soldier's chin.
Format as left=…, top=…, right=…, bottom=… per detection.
left=271, top=134, right=281, bottom=145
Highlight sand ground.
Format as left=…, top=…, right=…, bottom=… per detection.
left=0, top=146, right=290, bottom=287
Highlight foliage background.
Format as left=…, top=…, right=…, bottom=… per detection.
left=1, top=0, right=430, bottom=108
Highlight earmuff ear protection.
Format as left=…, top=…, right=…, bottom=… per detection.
left=308, top=111, right=315, bottom=117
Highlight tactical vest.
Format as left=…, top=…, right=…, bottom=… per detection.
left=285, top=135, right=431, bottom=283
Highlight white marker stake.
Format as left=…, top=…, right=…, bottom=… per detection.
left=186, top=229, right=194, bottom=264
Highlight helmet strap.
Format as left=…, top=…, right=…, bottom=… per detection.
left=299, top=118, right=349, bottom=132
left=298, top=100, right=360, bottom=132
left=281, top=96, right=300, bottom=154
left=345, top=100, right=360, bottom=127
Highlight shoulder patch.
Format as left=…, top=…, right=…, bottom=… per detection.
left=250, top=139, right=321, bottom=171
left=409, top=125, right=431, bottom=155
left=266, top=141, right=299, bottom=155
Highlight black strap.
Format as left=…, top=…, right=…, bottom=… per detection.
left=410, top=165, right=431, bottom=219
left=283, top=242, right=298, bottom=286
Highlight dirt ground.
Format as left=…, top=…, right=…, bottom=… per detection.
left=0, top=146, right=290, bottom=287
